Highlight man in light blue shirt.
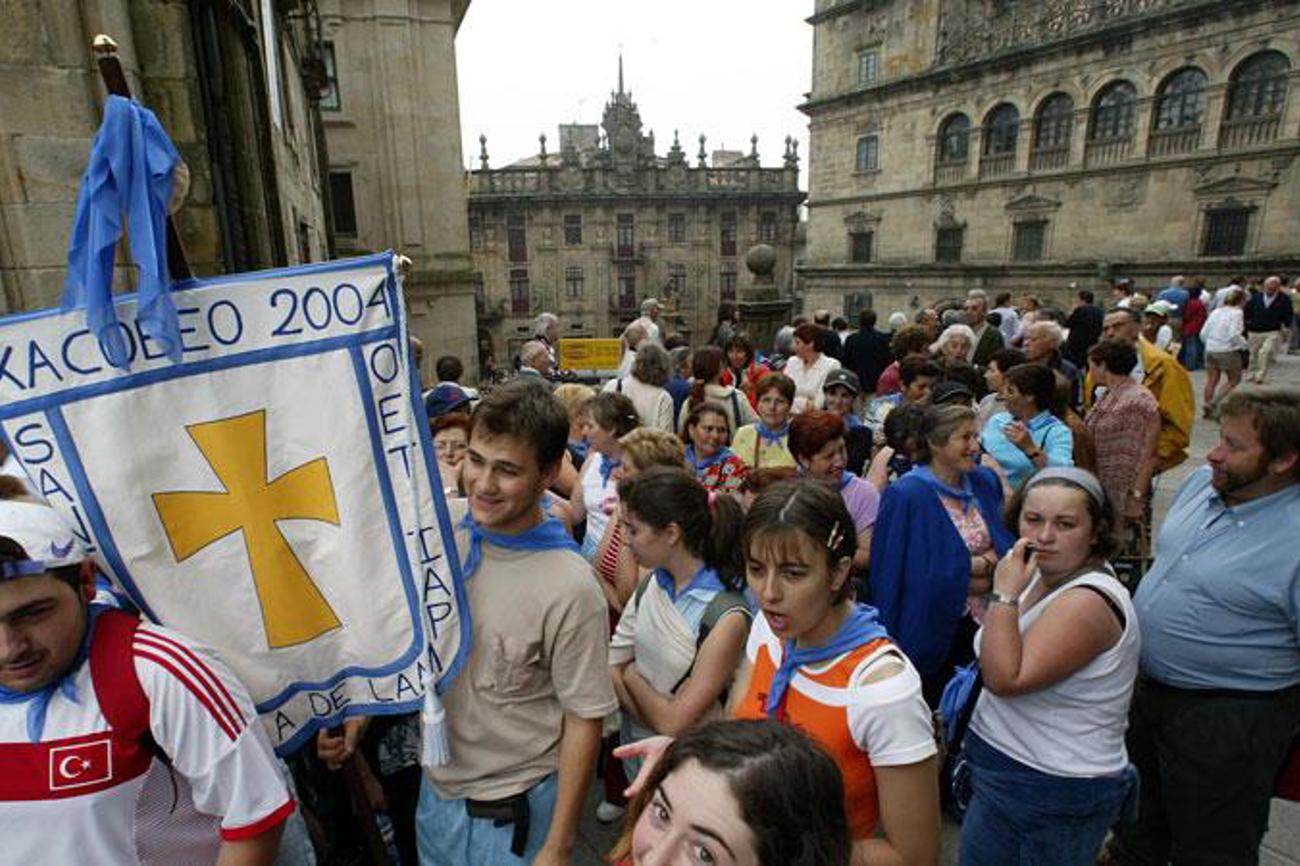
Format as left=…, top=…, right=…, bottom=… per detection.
left=1109, top=387, right=1300, bottom=866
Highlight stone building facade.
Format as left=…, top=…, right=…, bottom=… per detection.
left=467, top=74, right=805, bottom=366
left=0, top=0, right=330, bottom=316
left=317, top=0, right=480, bottom=383
left=799, top=0, right=1300, bottom=318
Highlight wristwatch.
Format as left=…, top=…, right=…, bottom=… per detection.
left=988, top=590, right=1020, bottom=608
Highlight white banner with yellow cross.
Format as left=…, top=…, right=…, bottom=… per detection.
left=0, top=252, right=466, bottom=755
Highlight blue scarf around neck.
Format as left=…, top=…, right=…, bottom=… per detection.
left=686, top=445, right=733, bottom=473
left=755, top=421, right=789, bottom=446
left=912, top=464, right=976, bottom=513
left=598, top=454, right=621, bottom=486
left=0, top=603, right=110, bottom=743
left=765, top=603, right=890, bottom=718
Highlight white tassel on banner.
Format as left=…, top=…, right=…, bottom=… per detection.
left=421, top=685, right=450, bottom=768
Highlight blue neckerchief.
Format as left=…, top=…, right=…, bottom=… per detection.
left=912, top=464, right=976, bottom=513
left=62, top=96, right=181, bottom=369
left=0, top=603, right=111, bottom=742
left=686, top=445, right=733, bottom=473
left=844, top=414, right=865, bottom=431
left=568, top=438, right=589, bottom=466
left=838, top=470, right=854, bottom=491
left=755, top=421, right=789, bottom=446
left=653, top=565, right=724, bottom=604
left=599, top=454, right=621, bottom=486
left=765, top=603, right=889, bottom=718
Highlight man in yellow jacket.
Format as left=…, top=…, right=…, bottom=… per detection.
left=1085, top=308, right=1195, bottom=473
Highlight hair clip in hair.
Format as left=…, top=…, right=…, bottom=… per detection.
left=825, top=520, right=844, bottom=551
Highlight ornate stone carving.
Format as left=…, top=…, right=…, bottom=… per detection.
left=937, top=0, right=1201, bottom=66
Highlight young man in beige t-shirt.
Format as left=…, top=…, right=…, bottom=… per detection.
left=417, top=380, right=616, bottom=865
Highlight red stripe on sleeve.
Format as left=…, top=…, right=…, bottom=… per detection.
left=134, top=629, right=247, bottom=725
left=133, top=647, right=239, bottom=741
left=220, top=798, right=297, bottom=841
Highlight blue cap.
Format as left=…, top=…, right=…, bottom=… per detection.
left=425, top=383, right=472, bottom=419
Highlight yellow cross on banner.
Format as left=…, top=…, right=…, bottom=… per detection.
left=153, top=410, right=342, bottom=648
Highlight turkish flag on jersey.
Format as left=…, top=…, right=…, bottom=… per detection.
left=49, top=738, right=113, bottom=790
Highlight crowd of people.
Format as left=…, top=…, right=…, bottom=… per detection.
left=2, top=275, right=1298, bottom=866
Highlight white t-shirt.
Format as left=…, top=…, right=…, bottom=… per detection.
left=0, top=620, right=292, bottom=865
left=783, top=354, right=842, bottom=414
left=1201, top=307, right=1247, bottom=353
left=970, top=569, right=1140, bottom=777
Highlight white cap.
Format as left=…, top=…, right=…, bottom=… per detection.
left=0, top=501, right=86, bottom=571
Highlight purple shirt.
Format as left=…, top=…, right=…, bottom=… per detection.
left=840, top=474, right=881, bottom=536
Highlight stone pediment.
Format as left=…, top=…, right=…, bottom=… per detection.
left=1193, top=175, right=1278, bottom=197
left=1005, top=193, right=1062, bottom=212
left=844, top=208, right=883, bottom=229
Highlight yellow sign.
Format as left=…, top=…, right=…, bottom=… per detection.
left=559, top=338, right=623, bottom=371
left=153, top=410, right=342, bottom=648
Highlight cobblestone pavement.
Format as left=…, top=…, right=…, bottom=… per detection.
left=574, top=352, right=1300, bottom=866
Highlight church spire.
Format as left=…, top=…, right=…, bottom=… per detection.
left=618, top=53, right=624, bottom=95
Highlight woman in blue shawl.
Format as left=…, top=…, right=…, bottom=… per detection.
left=869, top=403, right=1014, bottom=704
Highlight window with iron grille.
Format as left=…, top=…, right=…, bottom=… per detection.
left=668, top=263, right=687, bottom=297
left=856, top=48, right=879, bottom=85
left=468, top=214, right=483, bottom=250
left=1012, top=220, right=1047, bottom=261
left=720, top=211, right=738, bottom=257
left=564, top=266, right=583, bottom=299
left=1154, top=68, right=1208, bottom=129
left=668, top=212, right=687, bottom=243
left=850, top=230, right=873, bottom=264
left=563, top=214, right=582, bottom=245
left=1226, top=51, right=1291, bottom=120
left=1201, top=207, right=1251, bottom=257
left=758, top=212, right=778, bottom=241
left=320, top=42, right=340, bottom=111
left=855, top=135, right=879, bottom=172
left=617, top=213, right=635, bottom=257
left=509, top=269, right=530, bottom=314
left=507, top=213, right=527, bottom=262
left=720, top=262, right=737, bottom=301
left=617, top=264, right=637, bottom=310
left=935, top=226, right=964, bottom=263
left=329, top=171, right=357, bottom=236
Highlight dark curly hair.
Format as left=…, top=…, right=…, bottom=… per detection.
left=611, top=719, right=852, bottom=866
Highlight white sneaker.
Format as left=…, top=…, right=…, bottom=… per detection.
left=595, top=800, right=627, bottom=823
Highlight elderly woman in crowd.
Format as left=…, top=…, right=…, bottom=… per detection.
left=1084, top=341, right=1159, bottom=524
left=870, top=404, right=1015, bottom=703
left=604, top=342, right=676, bottom=432
left=733, top=373, right=797, bottom=470
left=788, top=411, right=878, bottom=572
left=960, top=468, right=1139, bottom=866
left=618, top=321, right=649, bottom=377
left=980, top=364, right=1074, bottom=491
left=784, top=323, right=842, bottom=413
left=933, top=324, right=977, bottom=366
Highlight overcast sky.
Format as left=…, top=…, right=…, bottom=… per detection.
left=455, top=0, right=813, bottom=181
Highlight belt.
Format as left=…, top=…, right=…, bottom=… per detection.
left=465, top=790, right=531, bottom=857
left=1140, top=675, right=1300, bottom=701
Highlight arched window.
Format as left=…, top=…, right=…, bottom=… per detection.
left=1154, top=67, right=1208, bottom=130
left=937, top=113, right=971, bottom=164
left=1086, top=81, right=1137, bottom=166
left=983, top=103, right=1020, bottom=155
left=1151, top=67, right=1207, bottom=155
left=1222, top=51, right=1290, bottom=148
left=1226, top=50, right=1290, bottom=120
left=1089, top=81, right=1138, bottom=142
left=1031, top=93, right=1074, bottom=169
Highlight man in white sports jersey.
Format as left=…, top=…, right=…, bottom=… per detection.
left=0, top=501, right=292, bottom=865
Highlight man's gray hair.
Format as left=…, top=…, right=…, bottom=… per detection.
left=520, top=340, right=550, bottom=366
left=641, top=298, right=660, bottom=314
left=1029, top=320, right=1065, bottom=348
left=632, top=342, right=672, bottom=387
left=532, top=312, right=559, bottom=338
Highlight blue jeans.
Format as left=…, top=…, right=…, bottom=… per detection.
left=1177, top=334, right=1204, bottom=371
left=959, top=733, right=1137, bottom=866
left=416, top=773, right=559, bottom=865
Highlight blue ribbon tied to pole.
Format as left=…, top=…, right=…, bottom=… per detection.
left=62, top=94, right=182, bottom=369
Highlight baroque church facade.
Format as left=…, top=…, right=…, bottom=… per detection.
left=467, top=70, right=805, bottom=366
left=799, top=0, right=1300, bottom=317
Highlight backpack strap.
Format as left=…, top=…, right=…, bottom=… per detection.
left=729, top=390, right=741, bottom=428
left=90, top=610, right=170, bottom=766
left=633, top=573, right=653, bottom=608
left=616, top=378, right=624, bottom=393
left=670, top=591, right=752, bottom=695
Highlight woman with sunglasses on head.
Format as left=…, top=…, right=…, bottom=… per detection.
left=959, top=467, right=1139, bottom=866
